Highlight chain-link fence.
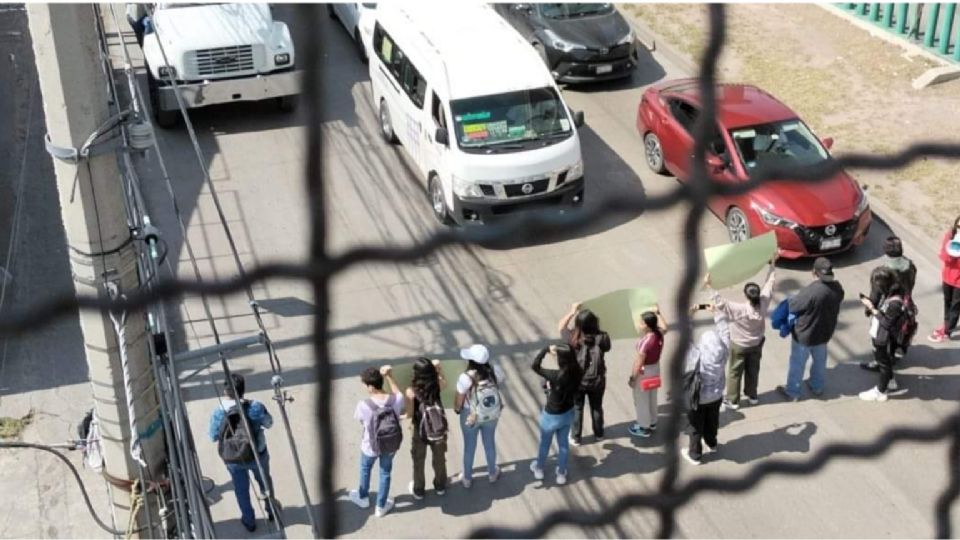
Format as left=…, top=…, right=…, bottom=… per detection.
left=4, top=3, right=960, bottom=538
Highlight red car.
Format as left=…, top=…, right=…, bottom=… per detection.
left=636, top=79, right=871, bottom=259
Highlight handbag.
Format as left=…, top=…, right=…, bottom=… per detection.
left=639, top=375, right=662, bottom=391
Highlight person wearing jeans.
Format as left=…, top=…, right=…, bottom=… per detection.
left=531, top=344, right=583, bottom=485
left=454, top=345, right=505, bottom=488
left=777, top=257, right=844, bottom=401
left=929, top=216, right=960, bottom=343
left=558, top=303, right=611, bottom=445
left=350, top=366, right=404, bottom=518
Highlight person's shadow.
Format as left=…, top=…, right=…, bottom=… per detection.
left=709, top=421, right=817, bottom=464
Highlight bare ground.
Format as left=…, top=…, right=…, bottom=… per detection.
left=621, top=3, right=960, bottom=238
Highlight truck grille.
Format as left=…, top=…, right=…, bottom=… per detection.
left=191, top=45, right=255, bottom=76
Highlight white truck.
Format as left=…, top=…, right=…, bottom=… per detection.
left=139, top=3, right=301, bottom=127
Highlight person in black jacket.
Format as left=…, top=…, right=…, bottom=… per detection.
left=858, top=268, right=905, bottom=402
left=777, top=257, right=844, bottom=401
left=862, top=236, right=917, bottom=370
left=558, top=303, right=611, bottom=446
left=530, top=344, right=583, bottom=486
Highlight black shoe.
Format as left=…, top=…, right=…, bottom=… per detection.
left=243, top=522, right=256, bottom=532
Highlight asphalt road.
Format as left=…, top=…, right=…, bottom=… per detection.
left=11, top=4, right=957, bottom=538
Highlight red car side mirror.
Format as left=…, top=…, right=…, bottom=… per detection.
left=706, top=154, right=726, bottom=173
left=821, top=137, right=834, bottom=150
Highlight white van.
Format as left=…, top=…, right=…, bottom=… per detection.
left=369, top=3, right=585, bottom=225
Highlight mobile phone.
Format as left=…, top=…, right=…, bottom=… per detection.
left=695, top=303, right=711, bottom=311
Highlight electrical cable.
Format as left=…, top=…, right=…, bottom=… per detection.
left=0, top=441, right=142, bottom=536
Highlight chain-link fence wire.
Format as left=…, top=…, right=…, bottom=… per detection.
left=3, top=3, right=960, bottom=538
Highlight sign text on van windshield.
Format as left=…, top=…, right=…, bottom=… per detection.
left=456, top=111, right=491, bottom=122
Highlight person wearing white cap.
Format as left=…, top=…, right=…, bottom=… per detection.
left=453, top=344, right=505, bottom=488
left=929, top=215, right=960, bottom=343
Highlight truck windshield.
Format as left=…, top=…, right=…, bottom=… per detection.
left=450, top=87, right=573, bottom=152
left=539, top=3, right=614, bottom=19
left=730, top=119, right=829, bottom=172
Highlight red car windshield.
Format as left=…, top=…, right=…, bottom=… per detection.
left=730, top=119, right=829, bottom=172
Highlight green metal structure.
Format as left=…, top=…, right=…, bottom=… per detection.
left=839, top=3, right=960, bottom=61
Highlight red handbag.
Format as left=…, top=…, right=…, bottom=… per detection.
left=640, top=376, right=662, bottom=391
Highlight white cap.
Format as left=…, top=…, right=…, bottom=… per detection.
left=460, top=344, right=489, bottom=365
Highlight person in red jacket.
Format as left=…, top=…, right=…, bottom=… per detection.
left=929, top=215, right=960, bottom=343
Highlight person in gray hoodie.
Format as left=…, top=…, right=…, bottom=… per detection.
left=681, top=306, right=731, bottom=466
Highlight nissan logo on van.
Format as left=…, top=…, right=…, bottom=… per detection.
left=521, top=183, right=534, bottom=195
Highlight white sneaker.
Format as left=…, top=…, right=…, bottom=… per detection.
left=407, top=481, right=423, bottom=500
left=488, top=466, right=501, bottom=483
left=680, top=448, right=702, bottom=466
left=458, top=473, right=472, bottom=489
left=745, top=397, right=759, bottom=406
left=375, top=499, right=394, bottom=518
left=529, top=460, right=544, bottom=480
left=887, top=378, right=899, bottom=391
left=568, top=435, right=581, bottom=447
left=705, top=443, right=718, bottom=454
left=859, top=386, right=888, bottom=402
left=348, top=490, right=369, bottom=509
left=721, top=400, right=739, bottom=411
left=555, top=468, right=567, bottom=485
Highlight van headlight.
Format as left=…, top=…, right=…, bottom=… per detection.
left=452, top=175, right=483, bottom=198
left=752, top=203, right=797, bottom=228
left=274, top=53, right=290, bottom=66
left=854, top=191, right=869, bottom=217
left=157, top=65, right=177, bottom=79
left=568, top=160, right=584, bottom=180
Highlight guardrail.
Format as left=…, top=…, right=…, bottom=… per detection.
left=838, top=3, right=960, bottom=61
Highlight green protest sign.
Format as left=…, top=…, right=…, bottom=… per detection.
left=582, top=288, right=658, bottom=341
left=704, top=232, right=777, bottom=289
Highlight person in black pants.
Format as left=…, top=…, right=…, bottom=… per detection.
left=859, top=268, right=905, bottom=402
left=682, top=307, right=731, bottom=466
left=929, top=215, right=960, bottom=343
left=558, top=303, right=611, bottom=446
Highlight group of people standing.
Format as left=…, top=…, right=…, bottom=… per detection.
left=207, top=218, right=960, bottom=527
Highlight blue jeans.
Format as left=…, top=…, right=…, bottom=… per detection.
left=226, top=451, right=273, bottom=529
left=459, top=409, right=498, bottom=481
left=536, top=408, right=575, bottom=475
left=785, top=340, right=828, bottom=397
left=358, top=451, right=394, bottom=509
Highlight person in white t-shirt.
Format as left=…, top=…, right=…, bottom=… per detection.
left=452, top=345, right=505, bottom=488
left=349, top=366, right=404, bottom=518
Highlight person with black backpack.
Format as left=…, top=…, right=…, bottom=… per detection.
left=681, top=306, right=731, bottom=466
left=859, top=268, right=908, bottom=402
left=861, top=236, right=918, bottom=370
left=453, top=344, right=505, bottom=488
left=559, top=303, right=611, bottom=446
left=531, top=344, right=583, bottom=485
left=404, top=357, right=449, bottom=500
left=207, top=373, right=278, bottom=532
left=350, top=366, right=404, bottom=518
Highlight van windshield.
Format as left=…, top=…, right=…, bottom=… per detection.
left=450, top=87, right=573, bottom=152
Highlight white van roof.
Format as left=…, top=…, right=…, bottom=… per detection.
left=378, top=2, right=556, bottom=101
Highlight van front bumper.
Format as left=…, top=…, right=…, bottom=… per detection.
left=451, top=177, right=585, bottom=226
left=156, top=69, right=302, bottom=111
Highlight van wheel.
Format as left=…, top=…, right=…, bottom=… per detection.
left=643, top=132, right=666, bottom=174
left=725, top=207, right=751, bottom=243
left=429, top=175, right=452, bottom=225
left=278, top=95, right=298, bottom=112
left=147, top=72, right=178, bottom=128
left=379, top=100, right=398, bottom=144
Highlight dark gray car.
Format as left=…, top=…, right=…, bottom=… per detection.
left=494, top=3, right=639, bottom=83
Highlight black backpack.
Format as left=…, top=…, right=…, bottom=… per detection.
left=577, top=337, right=606, bottom=391
left=417, top=395, right=448, bottom=443
left=218, top=401, right=256, bottom=464
left=681, top=357, right=702, bottom=412
left=885, top=294, right=918, bottom=351
left=367, top=395, right=403, bottom=455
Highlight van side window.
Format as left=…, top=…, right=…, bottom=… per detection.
left=401, top=62, right=427, bottom=109
left=373, top=23, right=397, bottom=66
left=431, top=92, right=447, bottom=129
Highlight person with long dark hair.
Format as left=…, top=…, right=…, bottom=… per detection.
left=629, top=306, right=668, bottom=438
left=453, top=345, right=505, bottom=488
left=929, top=215, right=960, bottom=343
left=706, top=259, right=776, bottom=410
left=860, top=267, right=906, bottom=401
left=558, top=303, right=611, bottom=446
left=404, top=358, right=448, bottom=499
left=531, top=344, right=583, bottom=485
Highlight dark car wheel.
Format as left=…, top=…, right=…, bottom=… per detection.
left=429, top=175, right=452, bottom=225
left=379, top=100, right=398, bottom=144
left=643, top=132, right=666, bottom=174
left=725, top=206, right=752, bottom=243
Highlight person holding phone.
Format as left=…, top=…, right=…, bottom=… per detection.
left=859, top=267, right=907, bottom=401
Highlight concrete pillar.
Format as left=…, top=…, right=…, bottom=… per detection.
left=26, top=4, right=164, bottom=537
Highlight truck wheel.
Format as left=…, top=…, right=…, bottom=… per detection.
left=278, top=95, right=298, bottom=113
left=429, top=175, right=452, bottom=225
left=379, top=100, right=398, bottom=144
left=147, top=72, right=178, bottom=128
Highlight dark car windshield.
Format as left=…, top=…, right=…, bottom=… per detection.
left=451, top=87, right=573, bottom=152
left=538, top=3, right=614, bottom=19
left=730, top=119, right=830, bottom=172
